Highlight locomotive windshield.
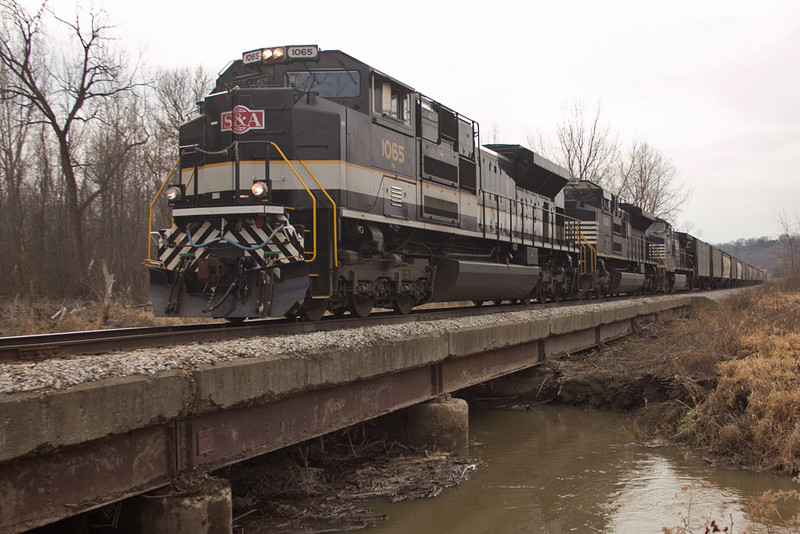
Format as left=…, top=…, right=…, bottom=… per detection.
left=564, top=187, right=601, bottom=206
left=285, top=71, right=360, bottom=97
left=647, top=221, right=669, bottom=235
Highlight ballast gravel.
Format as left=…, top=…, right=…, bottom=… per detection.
left=0, top=291, right=743, bottom=396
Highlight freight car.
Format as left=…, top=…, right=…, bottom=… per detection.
left=146, top=45, right=764, bottom=320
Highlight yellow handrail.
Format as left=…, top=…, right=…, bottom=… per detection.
left=268, top=142, right=319, bottom=263
left=298, top=159, right=338, bottom=267
left=579, top=233, right=597, bottom=277
left=567, top=221, right=597, bottom=276
left=146, top=155, right=182, bottom=263
left=649, top=243, right=667, bottom=277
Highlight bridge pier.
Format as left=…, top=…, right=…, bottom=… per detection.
left=119, top=476, right=232, bottom=534
left=404, top=395, right=469, bottom=450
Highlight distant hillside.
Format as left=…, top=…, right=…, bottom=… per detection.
left=715, top=236, right=781, bottom=275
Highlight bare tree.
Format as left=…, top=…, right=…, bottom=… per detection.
left=775, top=210, right=800, bottom=284
left=487, top=122, right=501, bottom=144
left=83, top=91, right=149, bottom=298
left=143, top=65, right=213, bottom=234
left=530, top=100, right=620, bottom=186
left=615, top=140, right=690, bottom=221
left=0, top=62, right=34, bottom=294
left=153, top=65, right=212, bottom=143
left=0, top=0, right=140, bottom=294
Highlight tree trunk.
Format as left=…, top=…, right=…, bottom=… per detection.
left=57, top=133, right=88, bottom=295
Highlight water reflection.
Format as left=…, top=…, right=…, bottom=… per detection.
left=367, top=406, right=796, bottom=533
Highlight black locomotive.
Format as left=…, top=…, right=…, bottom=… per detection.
left=146, top=45, right=764, bottom=320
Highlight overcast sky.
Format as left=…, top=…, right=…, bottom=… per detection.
left=20, top=0, right=800, bottom=243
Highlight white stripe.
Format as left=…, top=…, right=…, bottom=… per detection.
left=173, top=205, right=286, bottom=217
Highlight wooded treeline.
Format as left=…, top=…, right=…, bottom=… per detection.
left=1, top=3, right=794, bottom=305
left=529, top=100, right=690, bottom=223
left=0, top=1, right=211, bottom=301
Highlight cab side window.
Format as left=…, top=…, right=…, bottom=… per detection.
left=373, top=74, right=410, bottom=124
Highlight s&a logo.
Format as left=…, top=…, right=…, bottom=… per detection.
left=221, top=105, right=265, bottom=134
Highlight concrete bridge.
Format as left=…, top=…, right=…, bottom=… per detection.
left=0, top=294, right=710, bottom=533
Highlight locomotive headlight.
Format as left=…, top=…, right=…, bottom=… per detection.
left=251, top=181, right=268, bottom=198
left=260, top=47, right=286, bottom=62
left=165, top=186, right=182, bottom=202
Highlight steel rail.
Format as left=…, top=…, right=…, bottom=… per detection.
left=0, top=300, right=588, bottom=363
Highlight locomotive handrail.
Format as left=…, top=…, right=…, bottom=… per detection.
left=566, top=221, right=597, bottom=276
left=146, top=154, right=183, bottom=264
left=649, top=243, right=667, bottom=277
left=578, top=226, right=597, bottom=277
left=297, top=159, right=338, bottom=267
left=267, top=142, right=320, bottom=264
left=480, top=190, right=580, bottom=251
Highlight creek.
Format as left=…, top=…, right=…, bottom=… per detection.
left=366, top=405, right=796, bottom=533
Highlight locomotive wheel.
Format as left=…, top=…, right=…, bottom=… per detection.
left=349, top=295, right=374, bottom=318
left=535, top=285, right=546, bottom=304
left=301, top=299, right=327, bottom=321
left=283, top=303, right=301, bottom=319
left=394, top=295, right=414, bottom=315
left=552, top=285, right=561, bottom=302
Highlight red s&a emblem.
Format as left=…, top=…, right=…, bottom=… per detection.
left=220, top=105, right=265, bottom=134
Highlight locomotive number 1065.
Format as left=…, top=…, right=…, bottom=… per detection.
left=381, top=139, right=405, bottom=164
left=287, top=45, right=319, bottom=59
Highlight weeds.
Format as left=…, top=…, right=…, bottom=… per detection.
left=663, top=284, right=800, bottom=474
left=618, top=282, right=800, bottom=477
left=662, top=481, right=736, bottom=533
left=0, top=297, right=203, bottom=336
left=663, top=478, right=800, bottom=533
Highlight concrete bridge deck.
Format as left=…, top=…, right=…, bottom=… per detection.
left=0, top=294, right=714, bottom=532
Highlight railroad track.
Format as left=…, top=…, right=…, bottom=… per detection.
left=0, top=300, right=583, bottom=363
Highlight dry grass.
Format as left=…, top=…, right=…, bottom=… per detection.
left=745, top=479, right=800, bottom=531
left=0, top=298, right=200, bottom=336
left=636, top=282, right=800, bottom=475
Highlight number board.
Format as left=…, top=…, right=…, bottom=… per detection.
left=287, top=45, right=319, bottom=60
left=242, top=49, right=262, bottom=64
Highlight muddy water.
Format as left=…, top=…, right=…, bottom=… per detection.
left=367, top=406, right=796, bottom=533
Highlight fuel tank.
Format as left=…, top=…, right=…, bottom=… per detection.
left=433, top=259, right=541, bottom=302
left=609, top=271, right=645, bottom=295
